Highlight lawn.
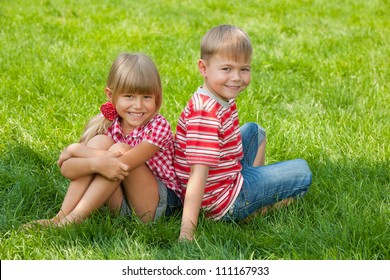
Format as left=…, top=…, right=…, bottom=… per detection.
left=0, top=0, right=389, bottom=260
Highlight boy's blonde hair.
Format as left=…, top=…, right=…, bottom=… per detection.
left=200, top=24, right=253, bottom=63
left=80, top=53, right=162, bottom=143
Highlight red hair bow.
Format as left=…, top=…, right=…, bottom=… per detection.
left=100, top=101, right=118, bottom=121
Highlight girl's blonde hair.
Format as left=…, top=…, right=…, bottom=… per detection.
left=200, top=24, right=253, bottom=63
left=80, top=53, right=162, bottom=143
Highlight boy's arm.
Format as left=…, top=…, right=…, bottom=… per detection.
left=179, top=164, right=209, bottom=241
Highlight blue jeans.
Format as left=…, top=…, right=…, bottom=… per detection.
left=221, top=123, right=312, bottom=222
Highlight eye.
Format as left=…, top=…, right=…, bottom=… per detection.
left=122, top=94, right=135, bottom=100
left=222, top=67, right=231, bottom=71
left=241, top=68, right=251, bottom=72
left=143, top=95, right=154, bottom=100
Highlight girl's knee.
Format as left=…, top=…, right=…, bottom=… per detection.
left=108, top=142, right=131, bottom=154
left=106, top=187, right=125, bottom=213
left=86, top=135, right=114, bottom=149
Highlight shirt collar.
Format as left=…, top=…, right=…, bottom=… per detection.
left=197, top=86, right=230, bottom=108
left=111, top=115, right=156, bottom=138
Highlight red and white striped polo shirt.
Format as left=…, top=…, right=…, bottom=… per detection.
left=174, top=87, right=243, bottom=220
left=107, top=114, right=182, bottom=198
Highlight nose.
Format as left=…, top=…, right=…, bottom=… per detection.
left=133, top=96, right=142, bottom=109
left=231, top=70, right=240, bottom=81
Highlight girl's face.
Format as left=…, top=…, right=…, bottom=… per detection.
left=114, top=92, right=157, bottom=134
left=198, top=54, right=251, bottom=100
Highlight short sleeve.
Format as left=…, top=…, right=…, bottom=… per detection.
left=144, top=115, right=173, bottom=150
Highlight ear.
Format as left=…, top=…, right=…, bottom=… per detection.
left=104, top=87, right=113, bottom=101
left=198, top=59, right=207, bottom=78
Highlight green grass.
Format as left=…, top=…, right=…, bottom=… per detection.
left=1, top=0, right=389, bottom=260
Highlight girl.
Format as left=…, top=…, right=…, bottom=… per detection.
left=26, top=53, right=182, bottom=227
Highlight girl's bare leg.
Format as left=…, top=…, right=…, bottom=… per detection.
left=24, top=135, right=114, bottom=228
left=122, top=164, right=159, bottom=223
left=105, top=183, right=125, bottom=215
left=56, top=139, right=128, bottom=226
left=50, top=177, right=95, bottom=224
left=55, top=141, right=158, bottom=226
left=53, top=135, right=114, bottom=222
left=56, top=174, right=122, bottom=226
left=22, top=178, right=96, bottom=228
left=103, top=143, right=159, bottom=221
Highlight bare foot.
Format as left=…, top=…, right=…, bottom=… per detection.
left=20, top=219, right=56, bottom=230
left=239, top=197, right=297, bottom=224
left=269, top=197, right=296, bottom=211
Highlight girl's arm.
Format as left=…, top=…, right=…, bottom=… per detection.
left=60, top=153, right=129, bottom=181
left=58, top=143, right=107, bottom=166
left=116, top=141, right=160, bottom=169
left=60, top=141, right=160, bottom=180
left=58, top=143, right=129, bottom=181
left=179, top=164, right=209, bottom=241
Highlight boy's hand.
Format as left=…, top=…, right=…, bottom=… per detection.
left=179, top=227, right=196, bottom=242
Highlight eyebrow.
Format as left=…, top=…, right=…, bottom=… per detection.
left=220, top=63, right=251, bottom=68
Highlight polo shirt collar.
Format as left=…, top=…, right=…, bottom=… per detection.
left=197, top=87, right=230, bottom=108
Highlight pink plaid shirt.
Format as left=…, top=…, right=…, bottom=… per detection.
left=106, top=114, right=182, bottom=197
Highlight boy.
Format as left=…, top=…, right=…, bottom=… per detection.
left=174, top=25, right=312, bottom=241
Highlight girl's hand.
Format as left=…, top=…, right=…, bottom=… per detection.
left=94, top=151, right=130, bottom=181
left=57, top=142, right=108, bottom=167
left=57, top=144, right=78, bottom=167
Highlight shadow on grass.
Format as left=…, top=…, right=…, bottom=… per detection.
left=0, top=143, right=65, bottom=230
left=0, top=144, right=389, bottom=259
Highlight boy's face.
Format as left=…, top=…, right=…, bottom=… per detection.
left=198, top=54, right=251, bottom=100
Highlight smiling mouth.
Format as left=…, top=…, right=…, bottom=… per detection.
left=128, top=112, right=144, bottom=118
left=226, top=85, right=241, bottom=89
